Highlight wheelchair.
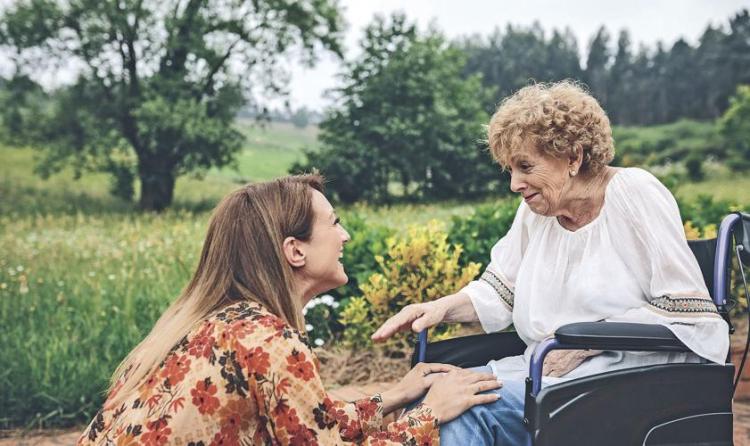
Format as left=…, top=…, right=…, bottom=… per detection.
left=412, top=212, right=750, bottom=446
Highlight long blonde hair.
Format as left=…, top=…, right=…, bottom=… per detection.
left=107, top=174, right=324, bottom=404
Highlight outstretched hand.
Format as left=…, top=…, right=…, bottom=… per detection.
left=371, top=302, right=446, bottom=342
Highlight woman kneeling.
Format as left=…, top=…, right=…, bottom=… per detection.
left=78, top=174, right=499, bottom=445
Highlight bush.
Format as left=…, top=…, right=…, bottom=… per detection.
left=720, top=85, right=750, bottom=171
left=677, top=194, right=735, bottom=229
left=447, top=199, right=520, bottom=267
left=339, top=221, right=480, bottom=349
left=333, top=213, right=393, bottom=301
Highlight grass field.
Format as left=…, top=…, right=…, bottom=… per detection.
left=1, top=121, right=749, bottom=429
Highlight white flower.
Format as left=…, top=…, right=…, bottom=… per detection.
left=332, top=302, right=340, bottom=309
left=16, top=265, right=24, bottom=272
left=314, top=338, right=324, bottom=346
left=305, top=324, right=314, bottom=331
left=303, top=299, right=318, bottom=311
left=321, top=294, right=334, bottom=305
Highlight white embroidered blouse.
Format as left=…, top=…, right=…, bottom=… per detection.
left=460, top=167, right=729, bottom=383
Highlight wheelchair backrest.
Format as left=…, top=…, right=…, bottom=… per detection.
left=687, top=212, right=750, bottom=309
left=687, top=238, right=718, bottom=300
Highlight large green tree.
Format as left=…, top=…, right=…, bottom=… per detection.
left=295, top=14, right=498, bottom=204
left=0, top=0, right=342, bottom=210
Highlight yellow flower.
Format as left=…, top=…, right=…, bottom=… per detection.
left=684, top=221, right=700, bottom=240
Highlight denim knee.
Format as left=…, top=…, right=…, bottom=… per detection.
left=439, top=380, right=526, bottom=446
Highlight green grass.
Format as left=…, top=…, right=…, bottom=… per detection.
left=212, top=120, right=319, bottom=183
left=674, top=165, right=750, bottom=205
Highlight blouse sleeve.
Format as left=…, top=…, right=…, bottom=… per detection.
left=606, top=168, right=729, bottom=364
left=242, top=324, right=438, bottom=445
left=459, top=201, right=531, bottom=333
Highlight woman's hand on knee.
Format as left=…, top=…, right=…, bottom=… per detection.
left=371, top=302, right=446, bottom=342
left=421, top=369, right=502, bottom=424
left=381, top=362, right=461, bottom=414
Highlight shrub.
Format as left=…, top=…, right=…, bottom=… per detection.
left=447, top=199, right=520, bottom=267
left=333, top=213, right=393, bottom=301
left=340, top=221, right=481, bottom=349
left=677, top=194, right=735, bottom=229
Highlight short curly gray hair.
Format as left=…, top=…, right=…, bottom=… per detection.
left=488, top=80, right=615, bottom=174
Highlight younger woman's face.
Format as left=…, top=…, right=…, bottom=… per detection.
left=297, top=190, right=351, bottom=298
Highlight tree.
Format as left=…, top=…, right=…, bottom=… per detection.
left=0, top=0, right=342, bottom=210
left=290, top=106, right=310, bottom=129
left=460, top=24, right=582, bottom=113
left=584, top=27, right=611, bottom=107
left=608, top=30, right=633, bottom=123
left=294, top=14, right=498, bottom=204
left=719, top=85, right=750, bottom=171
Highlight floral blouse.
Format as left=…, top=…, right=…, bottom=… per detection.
left=78, top=301, right=438, bottom=445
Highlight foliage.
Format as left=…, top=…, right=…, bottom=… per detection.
left=339, top=221, right=481, bottom=349
left=302, top=294, right=341, bottom=347
left=676, top=194, right=736, bottom=230
left=331, top=213, right=394, bottom=301
left=0, top=0, right=343, bottom=210
left=294, top=13, right=499, bottom=204
left=459, top=24, right=582, bottom=114
left=612, top=120, right=721, bottom=169
left=447, top=199, right=520, bottom=267
left=719, top=85, right=750, bottom=171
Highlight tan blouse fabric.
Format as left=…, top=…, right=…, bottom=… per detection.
left=78, top=301, right=438, bottom=445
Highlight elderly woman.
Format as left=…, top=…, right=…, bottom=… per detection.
left=372, top=81, right=729, bottom=444
left=78, top=175, right=501, bottom=445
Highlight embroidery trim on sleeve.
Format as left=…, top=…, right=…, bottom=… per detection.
left=479, top=269, right=515, bottom=309
left=649, top=295, right=719, bottom=314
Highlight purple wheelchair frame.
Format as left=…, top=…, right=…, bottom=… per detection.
left=415, top=213, right=743, bottom=444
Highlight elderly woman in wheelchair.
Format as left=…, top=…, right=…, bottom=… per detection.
left=372, top=81, right=739, bottom=445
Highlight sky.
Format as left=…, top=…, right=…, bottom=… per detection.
left=284, top=0, right=749, bottom=111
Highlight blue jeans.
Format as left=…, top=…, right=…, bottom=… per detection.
left=438, top=366, right=527, bottom=445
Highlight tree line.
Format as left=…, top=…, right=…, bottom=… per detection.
left=460, top=10, right=750, bottom=125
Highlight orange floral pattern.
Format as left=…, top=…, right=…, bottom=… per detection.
left=78, top=301, right=438, bottom=445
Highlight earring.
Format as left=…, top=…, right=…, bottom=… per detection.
left=569, top=169, right=577, bottom=177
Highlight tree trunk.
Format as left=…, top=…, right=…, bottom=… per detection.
left=138, top=167, right=176, bottom=211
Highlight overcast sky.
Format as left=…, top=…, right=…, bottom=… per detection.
left=284, top=0, right=749, bottom=111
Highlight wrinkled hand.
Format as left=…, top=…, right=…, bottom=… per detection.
left=543, top=349, right=603, bottom=377
left=421, top=368, right=503, bottom=424
left=371, top=302, right=446, bottom=342
left=381, top=362, right=462, bottom=414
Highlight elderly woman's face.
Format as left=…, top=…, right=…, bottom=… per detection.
left=508, top=144, right=571, bottom=216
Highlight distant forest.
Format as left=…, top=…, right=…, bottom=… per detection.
left=460, top=9, right=750, bottom=125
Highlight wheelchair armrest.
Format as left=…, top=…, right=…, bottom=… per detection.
left=555, top=322, right=689, bottom=352
left=528, top=322, right=691, bottom=396
left=411, top=330, right=527, bottom=368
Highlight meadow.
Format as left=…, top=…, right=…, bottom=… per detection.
left=1, top=120, right=749, bottom=429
